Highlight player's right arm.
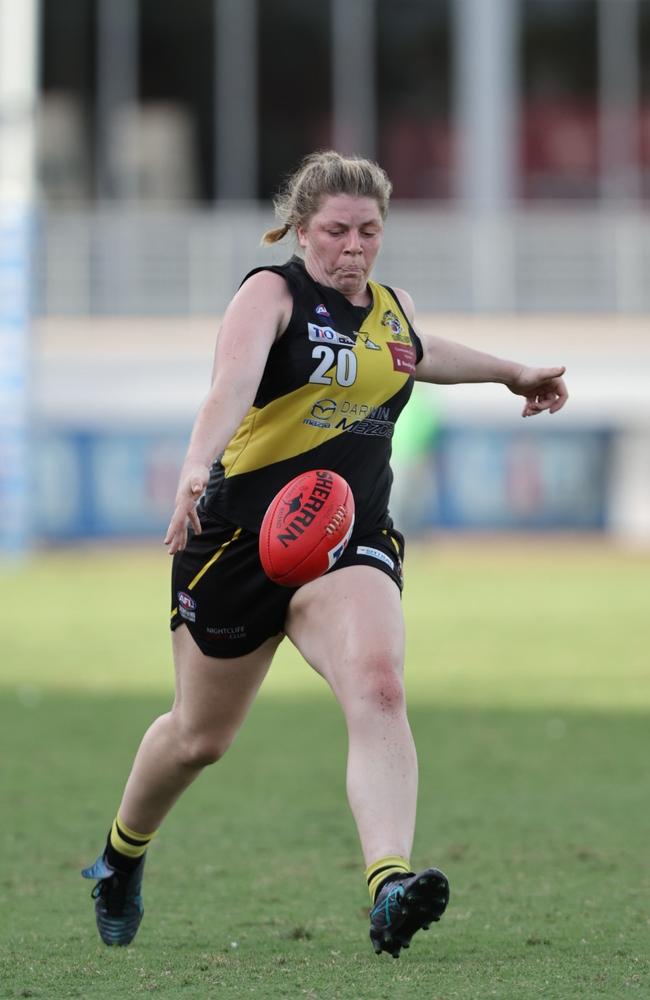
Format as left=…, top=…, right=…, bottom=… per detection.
left=164, top=270, right=293, bottom=554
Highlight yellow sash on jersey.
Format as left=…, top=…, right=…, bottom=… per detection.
left=221, top=282, right=415, bottom=478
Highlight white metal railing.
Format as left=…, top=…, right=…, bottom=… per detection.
left=36, top=205, right=650, bottom=316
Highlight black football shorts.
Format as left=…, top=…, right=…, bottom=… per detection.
left=170, top=509, right=405, bottom=659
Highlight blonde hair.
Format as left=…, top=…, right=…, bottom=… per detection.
left=262, top=150, right=392, bottom=245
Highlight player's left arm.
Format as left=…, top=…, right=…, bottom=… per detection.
left=393, top=287, right=568, bottom=417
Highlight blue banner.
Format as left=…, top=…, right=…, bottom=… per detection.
left=436, top=427, right=611, bottom=530
left=0, top=205, right=32, bottom=555
left=31, top=426, right=611, bottom=540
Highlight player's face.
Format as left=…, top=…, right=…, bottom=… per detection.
left=297, top=194, right=384, bottom=301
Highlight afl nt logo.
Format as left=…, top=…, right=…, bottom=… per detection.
left=311, top=399, right=337, bottom=418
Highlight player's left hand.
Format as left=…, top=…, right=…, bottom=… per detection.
left=506, top=365, right=568, bottom=417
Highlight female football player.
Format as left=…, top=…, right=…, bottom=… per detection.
left=82, top=151, right=568, bottom=956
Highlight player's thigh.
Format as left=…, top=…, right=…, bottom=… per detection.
left=285, top=565, right=406, bottom=710
left=169, top=508, right=291, bottom=740
left=171, top=624, right=280, bottom=740
left=171, top=510, right=291, bottom=659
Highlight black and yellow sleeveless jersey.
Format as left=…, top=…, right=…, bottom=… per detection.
left=202, top=256, right=423, bottom=535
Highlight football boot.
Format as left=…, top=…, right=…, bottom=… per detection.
left=369, top=867, right=449, bottom=958
left=81, top=853, right=145, bottom=946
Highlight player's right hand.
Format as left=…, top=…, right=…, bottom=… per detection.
left=164, top=464, right=210, bottom=554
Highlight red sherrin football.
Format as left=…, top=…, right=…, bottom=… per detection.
left=259, top=470, right=355, bottom=587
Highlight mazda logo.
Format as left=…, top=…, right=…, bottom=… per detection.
left=312, top=399, right=337, bottom=417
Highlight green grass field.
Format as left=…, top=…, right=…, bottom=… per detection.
left=1, top=539, right=649, bottom=1000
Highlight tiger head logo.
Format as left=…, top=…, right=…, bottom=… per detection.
left=381, top=310, right=410, bottom=343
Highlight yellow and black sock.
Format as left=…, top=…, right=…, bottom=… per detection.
left=104, top=814, right=157, bottom=872
left=365, top=855, right=411, bottom=903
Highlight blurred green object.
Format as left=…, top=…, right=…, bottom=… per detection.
left=391, top=382, right=440, bottom=461
left=390, top=383, right=441, bottom=531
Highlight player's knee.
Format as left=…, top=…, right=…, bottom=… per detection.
left=176, top=729, right=233, bottom=768
left=355, top=654, right=406, bottom=716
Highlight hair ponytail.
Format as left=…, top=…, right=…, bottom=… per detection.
left=260, top=222, right=291, bottom=245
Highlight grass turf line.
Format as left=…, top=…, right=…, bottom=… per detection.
left=1, top=541, right=649, bottom=998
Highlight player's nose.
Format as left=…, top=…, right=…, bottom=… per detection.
left=343, top=229, right=362, bottom=253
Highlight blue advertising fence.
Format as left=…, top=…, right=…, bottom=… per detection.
left=435, top=427, right=610, bottom=531
left=32, top=425, right=611, bottom=541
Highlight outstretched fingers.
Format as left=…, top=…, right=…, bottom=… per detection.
left=164, top=479, right=206, bottom=554
left=164, top=511, right=188, bottom=554
left=164, top=501, right=202, bottom=554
